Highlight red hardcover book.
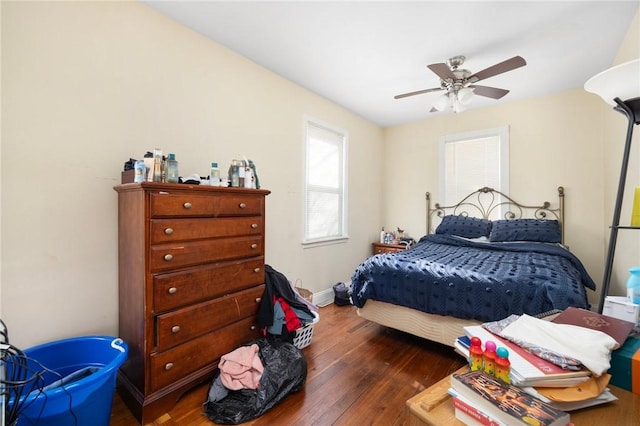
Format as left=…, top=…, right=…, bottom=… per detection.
left=551, top=306, right=635, bottom=347
left=451, top=371, right=570, bottom=426
left=452, top=396, right=504, bottom=426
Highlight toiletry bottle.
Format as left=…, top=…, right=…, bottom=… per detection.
left=238, top=160, right=246, bottom=187
left=230, top=161, right=240, bottom=187
left=134, top=160, right=146, bottom=183
left=495, top=347, right=511, bottom=384
left=166, top=153, right=179, bottom=183
left=468, top=336, right=484, bottom=371
left=483, top=340, right=497, bottom=377
left=627, top=266, right=640, bottom=304
left=210, top=162, right=221, bottom=186
left=153, top=148, right=163, bottom=182
left=244, top=165, right=253, bottom=188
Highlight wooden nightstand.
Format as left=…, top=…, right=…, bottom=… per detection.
left=372, top=242, right=406, bottom=255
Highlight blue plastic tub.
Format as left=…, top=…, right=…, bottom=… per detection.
left=8, top=335, right=128, bottom=426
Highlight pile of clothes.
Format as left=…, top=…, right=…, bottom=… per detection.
left=257, top=265, right=318, bottom=342
left=203, top=265, right=318, bottom=424
left=203, top=338, right=307, bottom=424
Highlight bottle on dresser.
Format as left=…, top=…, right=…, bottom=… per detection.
left=153, top=148, right=163, bottom=182
left=210, top=162, right=221, bottom=186
left=166, top=153, right=179, bottom=183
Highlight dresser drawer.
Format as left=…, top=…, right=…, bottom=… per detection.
left=150, top=192, right=264, bottom=218
left=149, top=235, right=264, bottom=272
left=150, top=217, right=263, bottom=244
left=150, top=315, right=260, bottom=392
left=154, top=257, right=265, bottom=312
left=155, top=285, right=264, bottom=351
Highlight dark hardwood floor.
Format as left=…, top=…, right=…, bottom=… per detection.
left=109, top=303, right=466, bottom=425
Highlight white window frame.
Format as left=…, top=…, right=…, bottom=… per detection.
left=302, top=116, right=348, bottom=246
left=439, top=126, right=509, bottom=216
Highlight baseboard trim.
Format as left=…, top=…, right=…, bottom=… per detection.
left=313, top=288, right=335, bottom=307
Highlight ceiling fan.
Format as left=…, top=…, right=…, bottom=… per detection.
left=394, top=55, right=527, bottom=113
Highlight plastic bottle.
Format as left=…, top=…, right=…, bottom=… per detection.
left=244, top=165, right=253, bottom=188
left=165, top=154, right=179, bottom=183
left=495, top=347, right=511, bottom=384
left=134, top=160, right=146, bottom=183
left=380, top=227, right=385, bottom=244
left=230, top=161, right=240, bottom=187
left=626, top=266, right=640, bottom=304
left=153, top=148, right=163, bottom=182
left=238, top=160, right=246, bottom=187
left=210, top=162, right=221, bottom=186
left=483, top=340, right=497, bottom=377
left=468, top=336, right=484, bottom=371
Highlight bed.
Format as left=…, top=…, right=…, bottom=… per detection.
left=351, top=186, right=596, bottom=348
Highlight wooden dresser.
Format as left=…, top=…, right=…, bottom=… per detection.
left=113, top=182, right=270, bottom=424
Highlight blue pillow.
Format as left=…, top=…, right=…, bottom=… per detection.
left=435, top=215, right=492, bottom=238
left=489, top=219, right=561, bottom=243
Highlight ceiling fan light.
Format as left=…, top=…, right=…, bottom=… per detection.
left=452, top=98, right=466, bottom=113
left=433, top=93, right=450, bottom=111
left=457, top=87, right=475, bottom=105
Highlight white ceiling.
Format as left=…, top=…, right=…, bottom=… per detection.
left=143, top=1, right=639, bottom=127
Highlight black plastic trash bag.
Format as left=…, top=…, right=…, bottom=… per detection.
left=203, top=338, right=307, bottom=424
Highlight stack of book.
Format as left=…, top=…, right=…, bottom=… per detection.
left=449, top=370, right=571, bottom=426
left=454, top=306, right=634, bottom=414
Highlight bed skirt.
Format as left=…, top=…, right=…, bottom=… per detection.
left=356, top=300, right=481, bottom=348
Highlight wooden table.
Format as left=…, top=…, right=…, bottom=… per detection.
left=406, top=368, right=640, bottom=426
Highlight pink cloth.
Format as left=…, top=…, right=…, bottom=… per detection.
left=218, top=344, right=264, bottom=390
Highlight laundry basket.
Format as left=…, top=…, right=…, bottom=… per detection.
left=293, top=310, right=320, bottom=349
left=6, top=335, right=128, bottom=426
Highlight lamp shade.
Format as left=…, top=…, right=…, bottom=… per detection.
left=584, top=58, right=640, bottom=105
left=457, top=87, right=475, bottom=105
left=432, top=93, right=450, bottom=111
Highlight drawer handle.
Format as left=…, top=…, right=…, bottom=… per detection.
left=255, top=297, right=261, bottom=303
left=171, top=325, right=181, bottom=334
left=251, top=223, right=258, bottom=229
left=165, top=363, right=174, bottom=371
left=253, top=267, right=260, bottom=273
left=250, top=325, right=256, bottom=331
left=183, top=202, right=192, bottom=209
left=164, top=254, right=173, bottom=261
left=251, top=244, right=258, bottom=249
left=164, top=228, right=174, bottom=235
left=239, top=203, right=247, bottom=209
left=168, top=287, right=177, bottom=295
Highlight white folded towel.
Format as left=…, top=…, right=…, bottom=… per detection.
left=500, top=314, right=618, bottom=376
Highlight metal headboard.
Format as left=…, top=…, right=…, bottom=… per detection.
left=426, top=186, right=565, bottom=244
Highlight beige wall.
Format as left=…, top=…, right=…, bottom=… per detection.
left=1, top=1, right=383, bottom=348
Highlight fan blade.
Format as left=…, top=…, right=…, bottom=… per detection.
left=394, top=87, right=442, bottom=99
left=427, top=63, right=456, bottom=80
left=467, top=56, right=526, bottom=83
left=470, top=85, right=510, bottom=99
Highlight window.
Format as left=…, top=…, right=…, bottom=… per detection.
left=303, top=117, right=348, bottom=244
left=439, top=126, right=509, bottom=219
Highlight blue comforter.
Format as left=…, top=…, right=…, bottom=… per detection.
left=351, top=234, right=594, bottom=322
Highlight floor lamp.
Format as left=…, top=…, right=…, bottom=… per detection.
left=584, top=58, right=640, bottom=313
